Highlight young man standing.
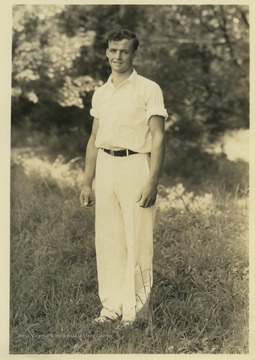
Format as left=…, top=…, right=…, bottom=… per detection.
left=80, top=29, right=168, bottom=326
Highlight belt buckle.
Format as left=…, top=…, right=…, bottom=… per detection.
left=110, top=149, right=115, bottom=156
left=126, top=149, right=129, bottom=156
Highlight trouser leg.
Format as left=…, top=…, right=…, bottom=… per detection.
left=116, top=154, right=155, bottom=321
left=95, top=151, right=126, bottom=319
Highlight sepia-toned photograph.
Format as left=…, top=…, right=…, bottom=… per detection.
left=9, top=3, right=249, bottom=354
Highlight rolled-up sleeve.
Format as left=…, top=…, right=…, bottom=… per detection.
left=146, top=83, right=168, bottom=122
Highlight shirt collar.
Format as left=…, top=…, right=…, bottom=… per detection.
left=107, top=68, right=137, bottom=88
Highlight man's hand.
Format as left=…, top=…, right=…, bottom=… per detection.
left=80, top=185, right=95, bottom=208
left=136, top=183, right=157, bottom=208
left=79, top=118, right=99, bottom=208
left=136, top=115, right=165, bottom=208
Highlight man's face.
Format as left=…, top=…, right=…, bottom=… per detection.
left=106, top=39, right=136, bottom=74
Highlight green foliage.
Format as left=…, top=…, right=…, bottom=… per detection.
left=12, top=4, right=249, bottom=148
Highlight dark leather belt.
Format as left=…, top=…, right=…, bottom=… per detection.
left=101, top=148, right=138, bottom=157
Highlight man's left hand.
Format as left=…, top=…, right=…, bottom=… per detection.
left=136, top=183, right=157, bottom=208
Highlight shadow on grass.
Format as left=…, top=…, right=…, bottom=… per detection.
left=162, top=145, right=248, bottom=196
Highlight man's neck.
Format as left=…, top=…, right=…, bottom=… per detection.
left=112, top=69, right=133, bottom=87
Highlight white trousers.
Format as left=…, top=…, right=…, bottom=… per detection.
left=95, top=149, right=156, bottom=321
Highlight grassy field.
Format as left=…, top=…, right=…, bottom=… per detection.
left=10, top=145, right=249, bottom=354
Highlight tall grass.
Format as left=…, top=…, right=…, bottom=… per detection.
left=10, top=149, right=248, bottom=354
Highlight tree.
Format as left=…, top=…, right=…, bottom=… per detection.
left=11, top=4, right=249, bottom=149
left=135, top=5, right=249, bottom=145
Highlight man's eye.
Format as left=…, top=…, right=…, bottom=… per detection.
left=110, top=49, right=117, bottom=53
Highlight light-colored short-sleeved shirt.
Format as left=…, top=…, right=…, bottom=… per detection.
left=90, top=69, right=168, bottom=153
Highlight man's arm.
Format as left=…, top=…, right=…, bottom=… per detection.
left=79, top=118, right=99, bottom=207
left=137, top=115, right=165, bottom=208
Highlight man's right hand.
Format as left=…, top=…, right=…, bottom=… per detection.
left=79, top=186, right=95, bottom=208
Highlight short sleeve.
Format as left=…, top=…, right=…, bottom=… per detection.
left=89, top=90, right=99, bottom=119
left=146, top=83, right=168, bottom=122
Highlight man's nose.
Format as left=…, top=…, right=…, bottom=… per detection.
left=116, top=50, right=122, bottom=59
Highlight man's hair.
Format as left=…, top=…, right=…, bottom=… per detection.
left=107, top=28, right=139, bottom=52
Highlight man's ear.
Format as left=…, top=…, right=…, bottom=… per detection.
left=132, top=50, right=137, bottom=59
left=106, top=48, right=109, bottom=58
